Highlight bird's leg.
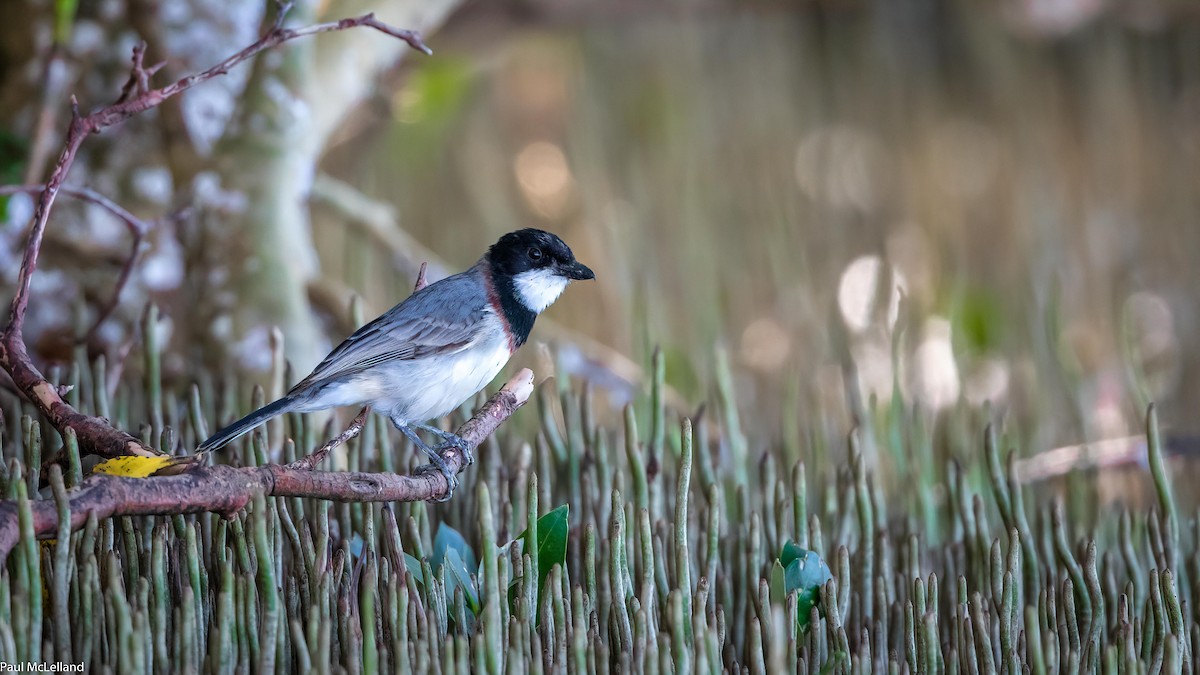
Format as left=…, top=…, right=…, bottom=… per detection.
left=393, top=420, right=457, bottom=501
left=411, top=422, right=473, bottom=466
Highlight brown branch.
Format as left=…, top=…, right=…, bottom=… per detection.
left=114, top=42, right=165, bottom=105
left=0, top=9, right=430, bottom=460
left=0, top=369, right=534, bottom=564
left=83, top=233, right=145, bottom=342
left=414, top=261, right=428, bottom=292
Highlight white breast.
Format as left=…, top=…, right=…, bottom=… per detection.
left=375, top=335, right=513, bottom=424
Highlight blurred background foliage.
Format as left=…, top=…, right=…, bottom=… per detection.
left=0, top=0, right=1199, bottom=496
left=321, top=1, right=1200, bottom=461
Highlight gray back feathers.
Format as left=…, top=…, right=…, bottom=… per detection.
left=291, top=264, right=492, bottom=393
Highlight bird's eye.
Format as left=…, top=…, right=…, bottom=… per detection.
left=527, top=247, right=543, bottom=261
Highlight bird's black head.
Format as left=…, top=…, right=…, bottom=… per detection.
left=484, top=229, right=594, bottom=347
left=486, top=228, right=595, bottom=282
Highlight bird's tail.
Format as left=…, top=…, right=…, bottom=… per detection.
left=198, top=396, right=298, bottom=452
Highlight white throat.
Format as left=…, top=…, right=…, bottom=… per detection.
left=513, top=268, right=571, bottom=313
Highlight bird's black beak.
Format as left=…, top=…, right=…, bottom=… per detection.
left=560, top=260, right=595, bottom=281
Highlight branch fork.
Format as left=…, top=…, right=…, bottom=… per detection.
left=0, top=8, right=430, bottom=461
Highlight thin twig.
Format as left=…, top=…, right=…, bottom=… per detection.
left=126, top=0, right=202, bottom=185
left=114, top=42, right=165, bottom=105
left=81, top=207, right=191, bottom=345
left=286, top=406, right=371, bottom=471
left=83, top=232, right=145, bottom=342
left=0, top=184, right=186, bottom=345
left=414, top=261, right=428, bottom=292
left=0, top=184, right=154, bottom=235
left=0, top=368, right=534, bottom=563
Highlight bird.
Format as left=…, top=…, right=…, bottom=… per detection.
left=198, top=228, right=595, bottom=498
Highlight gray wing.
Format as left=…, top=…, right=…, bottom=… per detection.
left=291, top=267, right=490, bottom=391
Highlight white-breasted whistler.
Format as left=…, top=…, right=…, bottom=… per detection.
left=199, top=228, right=594, bottom=498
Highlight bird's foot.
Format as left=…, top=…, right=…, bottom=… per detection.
left=397, top=421, right=470, bottom=501
left=415, top=454, right=458, bottom=502
left=435, top=434, right=473, bottom=466
left=413, top=424, right=473, bottom=466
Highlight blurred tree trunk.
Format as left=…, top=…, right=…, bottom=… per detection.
left=0, top=0, right=463, bottom=377
left=206, top=0, right=462, bottom=374
left=209, top=0, right=463, bottom=374
left=214, top=0, right=326, bottom=374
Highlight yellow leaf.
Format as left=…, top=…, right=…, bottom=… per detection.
left=92, top=455, right=177, bottom=478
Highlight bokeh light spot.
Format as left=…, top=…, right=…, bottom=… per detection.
left=740, top=317, right=792, bottom=372
left=514, top=141, right=575, bottom=218
left=913, top=317, right=960, bottom=410
left=837, top=255, right=906, bottom=332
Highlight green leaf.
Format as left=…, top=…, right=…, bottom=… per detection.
left=509, top=504, right=571, bottom=620
left=780, top=540, right=807, bottom=570
left=0, top=130, right=27, bottom=221
left=534, top=505, right=569, bottom=596
left=778, top=541, right=832, bottom=630
left=951, top=286, right=1006, bottom=357
left=390, top=58, right=477, bottom=168
left=54, top=0, right=79, bottom=45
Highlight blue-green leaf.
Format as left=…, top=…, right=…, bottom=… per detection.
left=404, top=553, right=424, bottom=586
left=432, top=523, right=476, bottom=575
left=445, top=548, right=481, bottom=616
left=779, top=542, right=832, bottom=630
